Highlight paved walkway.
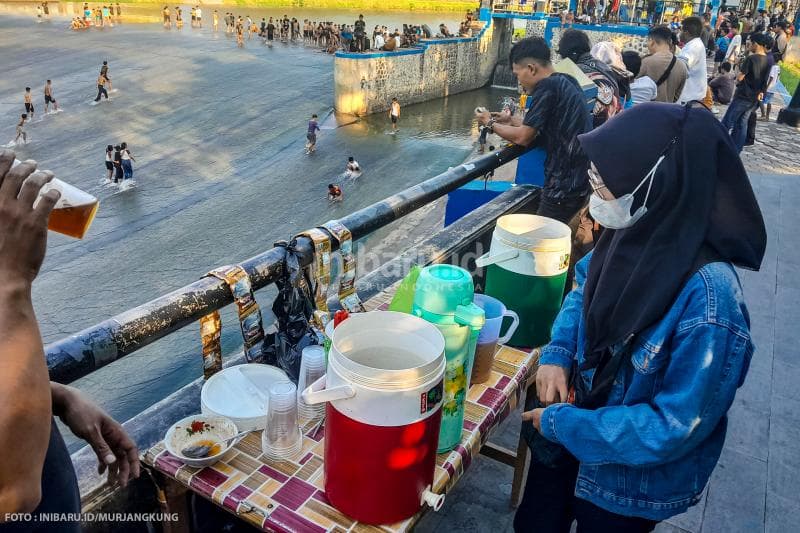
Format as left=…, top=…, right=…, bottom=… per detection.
left=417, top=96, right=800, bottom=532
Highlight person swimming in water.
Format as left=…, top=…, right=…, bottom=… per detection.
left=346, top=156, right=361, bottom=173
left=328, top=183, right=343, bottom=201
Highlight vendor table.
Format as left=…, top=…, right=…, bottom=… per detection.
left=143, top=286, right=538, bottom=532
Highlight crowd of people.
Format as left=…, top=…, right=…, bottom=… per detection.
left=482, top=9, right=792, bottom=156
left=105, top=142, right=136, bottom=185
left=555, top=0, right=796, bottom=27
left=10, top=59, right=138, bottom=186
left=154, top=8, right=484, bottom=53
left=70, top=2, right=123, bottom=30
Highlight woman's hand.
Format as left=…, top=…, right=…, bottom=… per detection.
left=536, top=364, right=570, bottom=406
left=522, top=408, right=543, bottom=432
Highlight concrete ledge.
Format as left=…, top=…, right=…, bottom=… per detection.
left=335, top=19, right=490, bottom=59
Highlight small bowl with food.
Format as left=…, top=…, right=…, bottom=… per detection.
left=165, top=415, right=239, bottom=468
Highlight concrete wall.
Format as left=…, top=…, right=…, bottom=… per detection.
left=523, top=17, right=649, bottom=59
left=334, top=14, right=649, bottom=116
left=334, top=18, right=513, bottom=115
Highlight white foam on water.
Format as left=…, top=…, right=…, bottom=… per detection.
left=3, top=141, right=18, bottom=148
left=118, top=180, right=137, bottom=191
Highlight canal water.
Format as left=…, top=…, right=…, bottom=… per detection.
left=0, top=6, right=516, bottom=450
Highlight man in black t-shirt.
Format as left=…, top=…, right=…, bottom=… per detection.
left=721, top=32, right=770, bottom=152
left=354, top=14, right=366, bottom=52
left=0, top=154, right=140, bottom=531
left=477, top=36, right=592, bottom=225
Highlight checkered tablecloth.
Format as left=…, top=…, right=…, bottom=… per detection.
left=144, top=343, right=536, bottom=532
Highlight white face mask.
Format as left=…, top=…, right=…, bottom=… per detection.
left=589, top=155, right=664, bottom=230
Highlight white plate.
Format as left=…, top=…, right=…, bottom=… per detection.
left=201, top=364, right=290, bottom=431
left=164, top=414, right=238, bottom=468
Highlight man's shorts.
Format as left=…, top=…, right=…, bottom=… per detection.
left=762, top=92, right=775, bottom=105
left=25, top=103, right=34, bottom=113
left=45, top=95, right=54, bottom=104
left=306, top=133, right=316, bottom=144
left=105, top=161, right=114, bottom=170
left=391, top=115, right=398, bottom=124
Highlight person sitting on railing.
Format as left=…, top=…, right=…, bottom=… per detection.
left=421, top=23, right=433, bottom=38
left=561, top=9, right=575, bottom=27
left=373, top=30, right=385, bottom=50
left=0, top=151, right=140, bottom=525
left=439, top=23, right=453, bottom=37
left=340, top=24, right=353, bottom=51
left=381, top=32, right=397, bottom=51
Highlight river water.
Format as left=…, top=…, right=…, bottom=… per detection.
left=0, top=5, right=516, bottom=450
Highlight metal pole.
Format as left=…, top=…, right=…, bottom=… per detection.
left=46, top=144, right=527, bottom=384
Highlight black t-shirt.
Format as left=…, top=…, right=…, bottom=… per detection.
left=0, top=421, right=81, bottom=532
left=267, top=23, right=275, bottom=36
left=354, top=19, right=365, bottom=35
left=523, top=73, right=592, bottom=201
left=734, top=53, right=770, bottom=102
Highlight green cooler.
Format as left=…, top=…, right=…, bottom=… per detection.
left=476, top=214, right=571, bottom=348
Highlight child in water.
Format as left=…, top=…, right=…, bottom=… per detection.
left=328, top=183, right=342, bottom=201
left=346, top=156, right=361, bottom=173
left=14, top=114, right=28, bottom=145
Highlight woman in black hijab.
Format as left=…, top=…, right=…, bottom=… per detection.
left=515, top=102, right=766, bottom=533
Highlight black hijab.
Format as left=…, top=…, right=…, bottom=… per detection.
left=577, top=102, right=766, bottom=381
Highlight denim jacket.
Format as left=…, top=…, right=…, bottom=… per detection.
left=539, top=252, right=754, bottom=521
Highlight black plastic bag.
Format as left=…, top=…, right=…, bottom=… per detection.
left=261, top=239, right=319, bottom=383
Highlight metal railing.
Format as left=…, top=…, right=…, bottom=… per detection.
left=46, top=144, right=528, bottom=385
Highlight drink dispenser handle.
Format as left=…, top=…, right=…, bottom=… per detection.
left=475, top=249, right=518, bottom=268
left=454, top=303, right=485, bottom=330
left=301, top=375, right=356, bottom=405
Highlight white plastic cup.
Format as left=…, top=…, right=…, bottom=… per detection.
left=297, top=345, right=327, bottom=421
left=262, top=381, right=302, bottom=460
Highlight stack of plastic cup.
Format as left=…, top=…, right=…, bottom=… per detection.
left=261, top=381, right=302, bottom=461
left=297, top=345, right=327, bottom=421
